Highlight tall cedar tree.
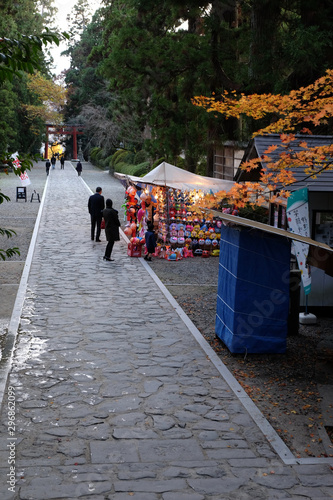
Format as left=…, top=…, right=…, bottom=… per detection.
left=64, top=0, right=333, bottom=172
left=0, top=0, right=58, bottom=153
left=0, top=0, right=68, bottom=259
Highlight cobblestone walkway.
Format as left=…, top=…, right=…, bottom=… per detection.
left=0, top=164, right=332, bottom=499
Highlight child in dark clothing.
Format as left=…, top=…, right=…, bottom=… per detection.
left=144, top=222, right=156, bottom=261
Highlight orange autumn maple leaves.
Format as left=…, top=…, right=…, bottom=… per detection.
left=192, top=69, right=333, bottom=209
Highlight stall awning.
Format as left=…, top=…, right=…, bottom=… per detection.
left=115, top=162, right=235, bottom=194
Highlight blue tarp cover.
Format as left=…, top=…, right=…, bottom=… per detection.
left=215, top=225, right=291, bottom=353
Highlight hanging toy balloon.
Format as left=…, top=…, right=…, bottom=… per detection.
left=124, top=225, right=132, bottom=237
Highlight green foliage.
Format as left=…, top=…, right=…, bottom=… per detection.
left=64, top=9, right=106, bottom=120
left=123, top=151, right=135, bottom=164
left=95, top=149, right=105, bottom=162
left=133, top=161, right=150, bottom=176
left=0, top=1, right=68, bottom=260
left=97, top=154, right=111, bottom=168
left=113, top=160, right=149, bottom=177
left=0, top=247, right=20, bottom=261
left=0, top=80, right=18, bottom=151
left=104, top=154, right=114, bottom=167
left=0, top=29, right=69, bottom=83
left=0, top=151, right=36, bottom=176
left=175, top=156, right=185, bottom=170
left=219, top=203, right=269, bottom=224
left=111, top=149, right=128, bottom=166
left=64, top=0, right=333, bottom=174
left=151, top=157, right=165, bottom=170
left=134, top=150, right=148, bottom=165
left=14, top=74, right=45, bottom=153
left=96, top=1, right=218, bottom=171
left=0, top=223, right=20, bottom=261
left=89, top=148, right=106, bottom=169
left=89, top=146, right=102, bottom=162
left=66, top=0, right=93, bottom=41
left=238, top=205, right=269, bottom=224
left=0, top=3, right=69, bottom=153
left=195, top=158, right=207, bottom=176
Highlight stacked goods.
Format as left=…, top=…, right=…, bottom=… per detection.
left=123, top=185, right=223, bottom=260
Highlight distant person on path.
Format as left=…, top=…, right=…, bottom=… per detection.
left=144, top=222, right=157, bottom=261
left=76, top=160, right=82, bottom=176
left=88, top=187, right=105, bottom=242
left=45, top=159, right=51, bottom=176
left=60, top=156, right=65, bottom=169
left=102, top=199, right=120, bottom=261
left=51, top=156, right=56, bottom=169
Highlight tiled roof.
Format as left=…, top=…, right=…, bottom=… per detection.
left=234, top=134, right=333, bottom=191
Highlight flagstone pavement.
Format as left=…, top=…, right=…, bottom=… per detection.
left=0, top=161, right=332, bottom=500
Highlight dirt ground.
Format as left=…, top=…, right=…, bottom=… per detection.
left=149, top=256, right=333, bottom=459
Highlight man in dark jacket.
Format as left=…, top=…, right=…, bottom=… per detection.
left=102, top=198, right=120, bottom=261
left=88, top=187, right=105, bottom=242
left=76, top=161, right=82, bottom=176
left=45, top=159, right=51, bottom=176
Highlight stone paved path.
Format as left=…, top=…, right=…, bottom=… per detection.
left=0, top=163, right=332, bottom=499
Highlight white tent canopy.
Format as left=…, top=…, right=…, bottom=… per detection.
left=115, top=161, right=235, bottom=193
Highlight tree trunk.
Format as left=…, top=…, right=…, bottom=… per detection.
left=249, top=0, right=280, bottom=92
left=206, top=0, right=239, bottom=177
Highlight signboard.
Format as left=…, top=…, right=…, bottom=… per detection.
left=286, top=187, right=311, bottom=295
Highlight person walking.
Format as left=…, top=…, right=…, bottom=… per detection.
left=60, top=156, right=65, bottom=169
left=88, top=187, right=105, bottom=242
left=45, top=159, right=51, bottom=176
left=51, top=156, right=56, bottom=169
left=76, top=160, right=82, bottom=176
left=144, top=221, right=157, bottom=261
left=102, top=199, right=120, bottom=261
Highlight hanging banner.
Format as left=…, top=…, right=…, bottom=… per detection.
left=286, top=187, right=311, bottom=295
left=11, top=153, right=31, bottom=187
left=19, top=171, right=31, bottom=187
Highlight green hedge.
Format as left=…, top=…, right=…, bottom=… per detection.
left=105, top=155, right=113, bottom=167
left=90, top=147, right=102, bottom=163
left=113, top=161, right=150, bottom=176
left=134, top=150, right=148, bottom=165
left=111, top=149, right=128, bottom=166
left=134, top=161, right=150, bottom=176
left=151, top=157, right=165, bottom=170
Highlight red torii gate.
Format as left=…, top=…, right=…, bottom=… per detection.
left=45, top=124, right=84, bottom=160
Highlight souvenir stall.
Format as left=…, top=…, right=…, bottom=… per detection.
left=115, top=162, right=234, bottom=259
left=208, top=210, right=333, bottom=353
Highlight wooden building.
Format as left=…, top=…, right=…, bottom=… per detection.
left=235, top=134, right=333, bottom=310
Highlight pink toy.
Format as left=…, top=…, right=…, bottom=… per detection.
left=137, top=208, right=145, bottom=223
